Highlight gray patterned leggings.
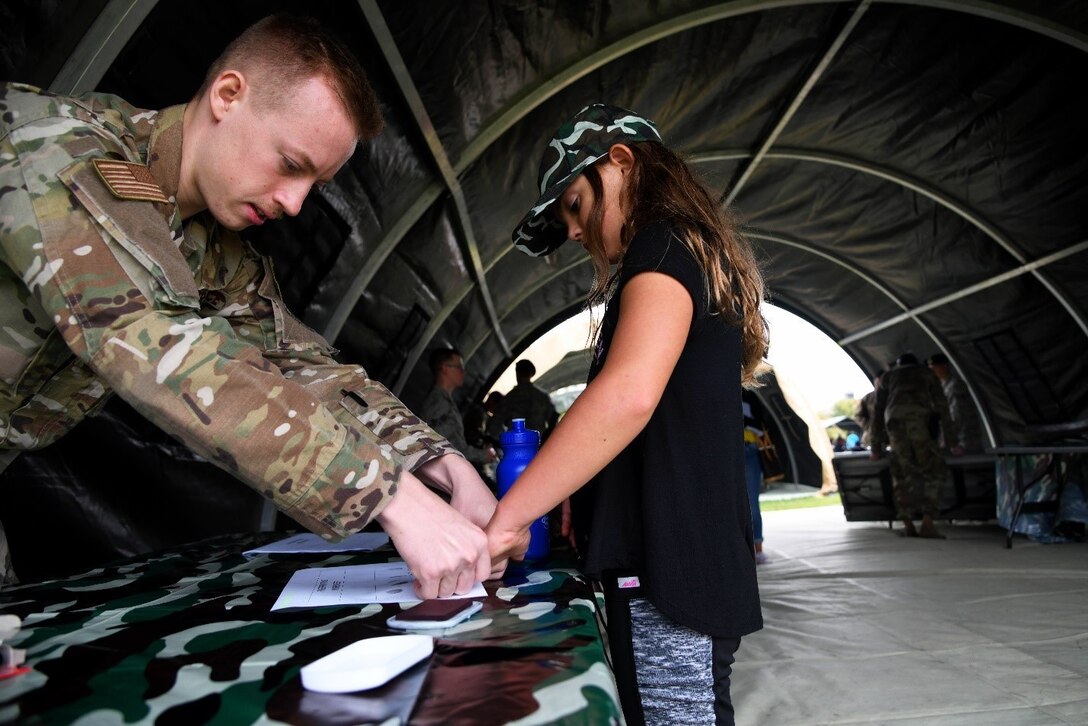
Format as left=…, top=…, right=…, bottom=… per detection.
left=629, top=598, right=741, bottom=725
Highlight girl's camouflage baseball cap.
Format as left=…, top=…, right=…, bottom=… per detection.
left=511, top=103, right=661, bottom=257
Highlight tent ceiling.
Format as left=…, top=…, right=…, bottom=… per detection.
left=4, top=0, right=1086, bottom=449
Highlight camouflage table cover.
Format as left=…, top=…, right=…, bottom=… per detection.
left=0, top=532, right=622, bottom=724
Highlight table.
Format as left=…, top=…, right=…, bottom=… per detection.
left=831, top=451, right=997, bottom=524
left=0, top=533, right=622, bottom=724
left=992, top=445, right=1088, bottom=548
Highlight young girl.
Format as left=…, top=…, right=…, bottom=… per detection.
left=488, top=103, right=768, bottom=725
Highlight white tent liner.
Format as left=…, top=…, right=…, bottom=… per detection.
left=734, top=506, right=1088, bottom=725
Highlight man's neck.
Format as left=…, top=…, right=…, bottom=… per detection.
left=176, top=101, right=204, bottom=220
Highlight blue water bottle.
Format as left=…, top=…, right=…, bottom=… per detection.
left=496, top=418, right=550, bottom=562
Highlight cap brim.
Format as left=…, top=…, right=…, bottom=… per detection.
left=511, top=194, right=566, bottom=257
left=511, top=152, right=606, bottom=257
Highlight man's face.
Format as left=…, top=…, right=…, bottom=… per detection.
left=199, top=75, right=357, bottom=231
left=443, top=356, right=466, bottom=388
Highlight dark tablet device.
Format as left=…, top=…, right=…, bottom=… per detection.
left=387, top=599, right=483, bottom=630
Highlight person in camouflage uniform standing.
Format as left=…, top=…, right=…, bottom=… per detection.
left=499, top=359, right=558, bottom=441
left=871, top=353, right=963, bottom=538
left=0, top=14, right=498, bottom=596
left=420, top=347, right=497, bottom=469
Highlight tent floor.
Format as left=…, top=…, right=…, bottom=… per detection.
left=734, top=505, right=1088, bottom=725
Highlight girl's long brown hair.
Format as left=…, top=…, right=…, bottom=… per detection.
left=581, top=141, right=768, bottom=386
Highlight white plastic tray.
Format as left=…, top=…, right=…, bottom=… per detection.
left=300, top=634, right=434, bottom=693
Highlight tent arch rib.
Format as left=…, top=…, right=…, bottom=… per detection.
left=451, top=0, right=1087, bottom=179
left=373, top=0, right=1086, bottom=372
left=49, top=0, right=158, bottom=95
left=33, top=0, right=1085, bottom=440
left=747, top=230, right=999, bottom=447
left=691, top=149, right=1088, bottom=342
left=722, top=0, right=871, bottom=206
left=464, top=257, right=591, bottom=361
left=320, top=183, right=445, bottom=341
left=354, top=0, right=511, bottom=357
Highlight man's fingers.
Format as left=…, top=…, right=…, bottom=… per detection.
left=437, top=573, right=461, bottom=599
left=414, top=575, right=437, bottom=601
left=474, top=547, right=492, bottom=584
left=454, top=566, right=476, bottom=596
left=414, top=561, right=480, bottom=599
left=488, top=559, right=508, bottom=581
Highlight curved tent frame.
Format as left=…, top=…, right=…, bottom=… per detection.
left=5, top=0, right=1084, bottom=447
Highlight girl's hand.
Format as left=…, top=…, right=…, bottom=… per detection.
left=485, top=511, right=531, bottom=565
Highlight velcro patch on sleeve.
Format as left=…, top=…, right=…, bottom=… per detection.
left=91, top=158, right=170, bottom=204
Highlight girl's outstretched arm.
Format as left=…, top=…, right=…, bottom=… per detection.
left=486, top=270, right=693, bottom=562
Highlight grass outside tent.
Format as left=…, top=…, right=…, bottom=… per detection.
left=760, top=492, right=841, bottom=512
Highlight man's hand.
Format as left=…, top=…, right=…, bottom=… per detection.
left=418, top=454, right=498, bottom=530
left=376, top=472, right=490, bottom=599
left=444, top=459, right=508, bottom=580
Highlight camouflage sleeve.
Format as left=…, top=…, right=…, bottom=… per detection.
left=210, top=239, right=462, bottom=474
left=0, top=118, right=445, bottom=540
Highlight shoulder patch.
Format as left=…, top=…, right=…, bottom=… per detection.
left=91, top=158, right=170, bottom=204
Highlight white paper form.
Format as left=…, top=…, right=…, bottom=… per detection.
left=271, top=562, right=487, bottom=611
left=243, top=532, right=390, bottom=558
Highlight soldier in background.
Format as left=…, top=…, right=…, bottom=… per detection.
left=0, top=14, right=497, bottom=595
left=871, top=353, right=963, bottom=538
left=855, top=369, right=884, bottom=448
left=420, top=348, right=497, bottom=483
left=499, top=360, right=559, bottom=441
left=927, top=353, right=983, bottom=452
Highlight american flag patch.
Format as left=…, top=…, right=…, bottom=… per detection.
left=91, top=158, right=170, bottom=204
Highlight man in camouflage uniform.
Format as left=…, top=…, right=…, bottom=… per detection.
left=499, top=359, right=558, bottom=441
left=420, top=347, right=496, bottom=469
left=871, top=353, right=963, bottom=538
left=927, top=353, right=983, bottom=452
left=0, top=14, right=497, bottom=596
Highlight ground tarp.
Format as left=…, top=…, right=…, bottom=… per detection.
left=738, top=505, right=1088, bottom=725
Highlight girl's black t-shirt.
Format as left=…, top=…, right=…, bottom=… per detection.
left=572, top=219, right=763, bottom=638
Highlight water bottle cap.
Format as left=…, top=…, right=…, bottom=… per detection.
left=501, top=418, right=540, bottom=447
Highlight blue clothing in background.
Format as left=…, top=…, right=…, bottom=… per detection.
left=744, top=442, right=763, bottom=544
